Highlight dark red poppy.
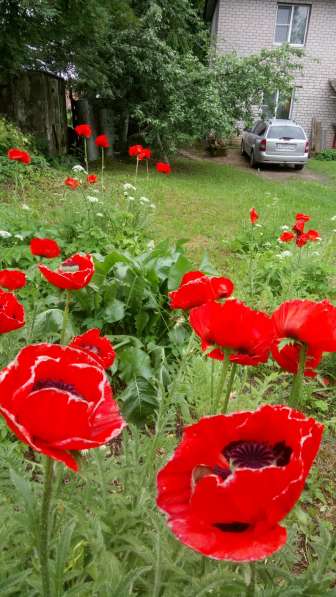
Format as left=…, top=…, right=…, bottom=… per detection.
left=0, top=291, right=25, bottom=333
left=295, top=232, right=309, bottom=248
left=30, top=238, right=61, bottom=259
left=69, top=328, right=116, bottom=369
left=74, top=124, right=92, bottom=138
left=0, top=270, right=26, bottom=290
left=129, top=144, right=144, bottom=157
left=293, top=219, right=305, bottom=235
left=95, top=134, right=110, bottom=148
left=307, top=229, right=321, bottom=241
left=7, top=148, right=31, bottom=165
left=271, top=299, right=336, bottom=376
left=138, top=148, right=151, bottom=160
left=156, top=162, right=171, bottom=175
left=249, top=208, right=259, bottom=225
left=157, top=404, right=323, bottom=561
left=0, top=344, right=126, bottom=471
left=87, top=174, right=97, bottom=184
left=39, top=253, right=94, bottom=290
left=279, top=231, right=295, bottom=243
left=169, top=271, right=234, bottom=311
left=64, top=177, right=80, bottom=190
left=295, top=213, right=310, bottom=223
left=189, top=299, right=274, bottom=366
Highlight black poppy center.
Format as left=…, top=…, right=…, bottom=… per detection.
left=214, top=522, right=250, bottom=533
left=223, top=440, right=292, bottom=469
left=33, top=379, right=80, bottom=397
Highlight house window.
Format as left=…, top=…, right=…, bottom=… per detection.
left=274, top=4, right=310, bottom=46
left=261, top=90, right=293, bottom=120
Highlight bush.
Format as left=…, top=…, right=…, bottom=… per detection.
left=315, top=149, right=336, bottom=161
left=0, top=117, right=49, bottom=182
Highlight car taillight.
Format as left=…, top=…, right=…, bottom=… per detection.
left=305, top=141, right=309, bottom=153
left=259, top=138, right=266, bottom=151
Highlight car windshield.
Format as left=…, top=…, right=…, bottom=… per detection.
left=267, top=126, right=306, bottom=140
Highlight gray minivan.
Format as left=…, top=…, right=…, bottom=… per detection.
left=241, top=119, right=309, bottom=169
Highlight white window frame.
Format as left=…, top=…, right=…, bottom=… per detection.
left=260, top=89, right=295, bottom=120
left=273, top=3, right=311, bottom=48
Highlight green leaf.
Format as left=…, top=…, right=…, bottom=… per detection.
left=118, top=347, right=153, bottom=382
left=102, top=299, right=125, bottom=323
left=168, top=254, right=193, bottom=290
left=54, top=522, right=76, bottom=596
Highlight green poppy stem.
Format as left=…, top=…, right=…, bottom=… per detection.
left=135, top=157, right=139, bottom=180
left=214, top=350, right=231, bottom=414
left=60, top=290, right=71, bottom=344
left=39, top=457, right=54, bottom=597
left=249, top=224, right=255, bottom=298
left=101, top=147, right=105, bottom=192
left=289, top=343, right=307, bottom=408
left=210, top=358, right=215, bottom=411
left=245, top=562, right=256, bottom=596
left=84, top=138, right=89, bottom=175
left=222, top=362, right=238, bottom=414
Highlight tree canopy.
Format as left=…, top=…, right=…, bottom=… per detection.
left=0, top=0, right=302, bottom=154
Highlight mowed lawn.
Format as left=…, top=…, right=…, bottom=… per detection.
left=105, top=156, right=336, bottom=273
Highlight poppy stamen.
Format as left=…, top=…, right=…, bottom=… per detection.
left=214, top=522, right=250, bottom=533
left=33, top=379, right=80, bottom=396
left=223, top=440, right=292, bottom=469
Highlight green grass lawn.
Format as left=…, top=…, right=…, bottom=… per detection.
left=101, top=157, right=336, bottom=274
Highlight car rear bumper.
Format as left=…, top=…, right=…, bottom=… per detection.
left=255, top=151, right=309, bottom=165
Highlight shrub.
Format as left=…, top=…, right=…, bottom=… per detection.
left=315, top=149, right=336, bottom=161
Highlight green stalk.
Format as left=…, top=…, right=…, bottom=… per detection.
left=213, top=350, right=231, bottom=414
left=60, top=290, right=71, bottom=345
left=39, top=457, right=54, bottom=597
left=84, top=138, right=89, bottom=175
left=245, top=562, right=256, bottom=597
left=135, top=156, right=139, bottom=180
left=222, top=362, right=238, bottom=414
left=101, top=147, right=105, bottom=192
left=289, top=343, right=307, bottom=408
left=249, top=224, right=255, bottom=298
left=210, top=358, right=215, bottom=412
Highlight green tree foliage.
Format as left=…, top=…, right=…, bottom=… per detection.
left=0, top=0, right=302, bottom=154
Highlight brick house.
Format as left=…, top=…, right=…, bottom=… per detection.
left=204, top=0, right=336, bottom=148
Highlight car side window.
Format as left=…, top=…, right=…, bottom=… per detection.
left=254, top=123, right=267, bottom=136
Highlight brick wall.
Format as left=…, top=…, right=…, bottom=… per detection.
left=214, top=0, right=336, bottom=147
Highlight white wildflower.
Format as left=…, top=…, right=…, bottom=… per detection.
left=123, top=183, right=136, bottom=191
left=281, top=250, right=292, bottom=258
left=72, top=164, right=87, bottom=173
left=0, top=230, right=11, bottom=238
left=264, top=242, right=271, bottom=247
left=331, top=215, right=336, bottom=221
left=128, top=196, right=135, bottom=201
left=281, top=225, right=289, bottom=230
left=140, top=196, right=150, bottom=203
left=96, top=212, right=104, bottom=217
left=147, top=240, right=155, bottom=250
left=22, top=203, right=30, bottom=210
left=312, top=251, right=320, bottom=256
left=14, top=234, right=24, bottom=241
left=255, top=223, right=262, bottom=228
left=87, top=196, right=99, bottom=203
left=150, top=203, right=156, bottom=209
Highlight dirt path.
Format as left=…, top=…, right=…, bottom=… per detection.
left=180, top=146, right=330, bottom=184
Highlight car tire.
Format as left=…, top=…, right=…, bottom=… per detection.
left=250, top=149, right=257, bottom=168
left=240, top=140, right=245, bottom=156
left=294, top=164, right=304, bottom=171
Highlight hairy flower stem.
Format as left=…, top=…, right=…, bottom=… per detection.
left=210, top=359, right=215, bottom=411
left=135, top=157, right=139, bottom=181
left=39, top=457, right=54, bottom=597
left=222, top=362, right=238, bottom=414
left=60, top=290, right=71, bottom=344
left=249, top=225, right=255, bottom=298
left=245, top=562, right=256, bottom=596
left=84, top=138, right=89, bottom=175
left=214, top=350, right=231, bottom=414
left=101, top=147, right=105, bottom=192
left=289, top=343, right=307, bottom=408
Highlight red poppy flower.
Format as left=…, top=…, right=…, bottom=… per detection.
left=279, top=231, right=294, bottom=243
left=307, top=229, right=321, bottom=242
left=157, top=404, right=323, bottom=561
left=169, top=272, right=234, bottom=311
left=0, top=344, right=126, bottom=471
left=295, top=232, right=309, bottom=248
left=39, top=253, right=94, bottom=290
left=74, top=124, right=92, bottom=138
left=0, top=270, right=26, bottom=290
left=156, top=162, right=171, bottom=175
left=249, top=208, right=259, bottom=225
left=64, top=177, right=80, bottom=190
left=189, top=299, right=274, bottom=366
left=0, top=291, right=25, bottom=333
left=87, top=174, right=97, bottom=184
left=30, top=238, right=61, bottom=259
left=271, top=300, right=336, bottom=376
left=95, top=134, right=110, bottom=148
left=7, top=148, right=31, bottom=165
left=138, top=148, right=151, bottom=160
left=295, top=213, right=310, bottom=222
left=69, top=328, right=116, bottom=369
left=293, top=219, right=305, bottom=235
left=129, top=144, right=144, bottom=157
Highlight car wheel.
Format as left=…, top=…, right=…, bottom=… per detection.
left=240, top=140, right=245, bottom=156
left=294, top=164, right=304, bottom=171
left=250, top=150, right=257, bottom=168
